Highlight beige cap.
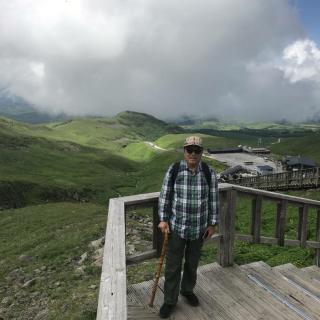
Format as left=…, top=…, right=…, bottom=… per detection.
left=184, top=136, right=203, bottom=147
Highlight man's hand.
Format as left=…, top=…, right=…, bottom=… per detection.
left=158, top=221, right=170, bottom=234
left=204, top=225, right=216, bottom=239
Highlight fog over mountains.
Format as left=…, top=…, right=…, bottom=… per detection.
left=1, top=90, right=320, bottom=125
left=0, top=90, right=67, bottom=123
left=1, top=1, right=320, bottom=122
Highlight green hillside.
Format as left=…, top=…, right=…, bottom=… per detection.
left=0, top=202, right=106, bottom=319
left=270, top=133, right=320, bottom=163
left=0, top=111, right=187, bottom=207
left=120, top=142, right=159, bottom=162
left=0, top=129, right=139, bottom=207
left=155, top=133, right=242, bottom=150
left=183, top=119, right=320, bottom=132
left=116, top=111, right=183, bottom=140
left=0, top=111, right=183, bottom=152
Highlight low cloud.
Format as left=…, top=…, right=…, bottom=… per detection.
left=0, top=0, right=319, bottom=121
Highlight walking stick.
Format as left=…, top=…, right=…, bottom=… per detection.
left=149, top=231, right=169, bottom=307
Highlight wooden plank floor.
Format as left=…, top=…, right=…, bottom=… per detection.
left=127, top=262, right=320, bottom=319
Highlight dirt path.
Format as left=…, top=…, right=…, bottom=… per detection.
left=144, top=141, right=167, bottom=151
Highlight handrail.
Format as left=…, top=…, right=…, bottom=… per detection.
left=232, top=184, right=320, bottom=207
left=231, top=167, right=320, bottom=191
left=97, top=199, right=126, bottom=320
left=97, top=183, right=320, bottom=319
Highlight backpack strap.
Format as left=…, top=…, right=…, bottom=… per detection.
left=170, top=161, right=181, bottom=190
left=201, top=162, right=212, bottom=188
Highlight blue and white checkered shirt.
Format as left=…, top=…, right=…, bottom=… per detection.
left=158, top=160, right=219, bottom=240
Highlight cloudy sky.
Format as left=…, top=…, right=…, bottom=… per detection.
left=0, top=0, right=320, bottom=121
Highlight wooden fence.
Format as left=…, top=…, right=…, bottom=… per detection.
left=231, top=167, right=320, bottom=190
left=96, top=183, right=320, bottom=320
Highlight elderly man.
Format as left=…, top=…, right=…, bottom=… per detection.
left=158, top=136, right=219, bottom=318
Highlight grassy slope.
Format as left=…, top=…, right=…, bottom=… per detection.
left=0, top=129, right=139, bottom=206
left=0, top=202, right=106, bottom=319
left=183, top=120, right=320, bottom=131
left=0, top=111, right=183, bottom=152
left=270, top=133, right=320, bottom=163
left=0, top=111, right=185, bottom=205
left=116, top=111, right=183, bottom=140
left=155, top=133, right=241, bottom=149
left=120, top=142, right=159, bottom=162
left=0, top=116, right=138, bottom=152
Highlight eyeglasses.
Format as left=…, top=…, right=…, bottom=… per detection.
left=184, top=146, right=203, bottom=154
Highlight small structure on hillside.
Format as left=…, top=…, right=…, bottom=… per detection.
left=241, top=146, right=271, bottom=154
left=219, top=165, right=247, bottom=181
left=255, top=165, right=274, bottom=175
left=248, top=147, right=271, bottom=155
left=207, top=147, right=243, bottom=154
left=207, top=145, right=270, bottom=155
left=282, top=155, right=317, bottom=171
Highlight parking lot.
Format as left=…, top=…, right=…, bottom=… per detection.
left=204, top=152, right=283, bottom=173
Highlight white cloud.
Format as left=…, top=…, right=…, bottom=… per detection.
left=0, top=0, right=319, bottom=121
left=279, top=39, right=320, bottom=83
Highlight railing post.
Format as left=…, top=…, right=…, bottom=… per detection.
left=218, top=189, right=236, bottom=267
left=297, top=206, right=303, bottom=241
left=251, top=195, right=262, bottom=243
left=275, top=200, right=287, bottom=246
left=300, top=204, right=308, bottom=248
left=152, top=201, right=163, bottom=257
left=316, top=209, right=320, bottom=267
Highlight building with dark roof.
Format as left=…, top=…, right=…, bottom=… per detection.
left=282, top=155, right=317, bottom=171
left=207, top=147, right=243, bottom=154
left=255, top=165, right=274, bottom=175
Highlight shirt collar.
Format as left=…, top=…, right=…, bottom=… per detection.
left=181, top=160, right=203, bottom=174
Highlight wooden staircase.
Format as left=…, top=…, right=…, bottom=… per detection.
left=127, top=262, right=320, bottom=320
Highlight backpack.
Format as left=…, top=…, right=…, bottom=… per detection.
left=170, top=161, right=212, bottom=190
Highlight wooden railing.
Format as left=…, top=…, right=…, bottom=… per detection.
left=231, top=167, right=320, bottom=190
left=97, top=184, right=320, bottom=320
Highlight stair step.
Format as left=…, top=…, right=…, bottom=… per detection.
left=273, top=264, right=320, bottom=298
left=127, top=303, right=159, bottom=319
left=201, top=263, right=301, bottom=320
left=301, top=266, right=320, bottom=283
left=240, top=261, right=320, bottom=319
left=127, top=262, right=320, bottom=320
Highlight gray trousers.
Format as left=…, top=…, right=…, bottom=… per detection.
left=164, top=231, right=203, bottom=305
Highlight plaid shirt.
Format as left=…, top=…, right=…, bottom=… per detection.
left=158, top=160, right=219, bottom=240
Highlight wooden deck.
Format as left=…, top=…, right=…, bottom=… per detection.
left=127, top=262, right=320, bottom=319
left=97, top=187, right=320, bottom=319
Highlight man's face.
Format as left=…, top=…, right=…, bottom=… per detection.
left=184, top=145, right=203, bottom=167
